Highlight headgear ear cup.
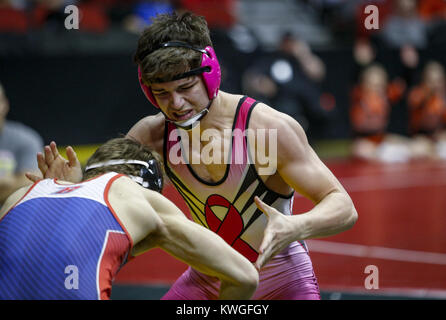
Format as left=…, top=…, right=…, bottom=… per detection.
left=201, top=46, right=221, bottom=99
left=138, top=66, right=159, bottom=108
left=137, top=45, right=221, bottom=107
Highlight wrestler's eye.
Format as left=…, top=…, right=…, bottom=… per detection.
left=179, top=81, right=197, bottom=92
left=153, top=91, right=169, bottom=98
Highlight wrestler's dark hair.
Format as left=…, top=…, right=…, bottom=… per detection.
left=134, top=11, right=212, bottom=85
left=83, top=137, right=163, bottom=184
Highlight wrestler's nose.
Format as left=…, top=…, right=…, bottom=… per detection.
left=170, top=92, right=185, bottom=110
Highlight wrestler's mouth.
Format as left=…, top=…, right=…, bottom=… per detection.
left=173, top=109, right=194, bottom=121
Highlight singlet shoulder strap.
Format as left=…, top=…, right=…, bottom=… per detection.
left=234, top=96, right=257, bottom=132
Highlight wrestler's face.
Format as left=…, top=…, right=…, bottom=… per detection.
left=151, top=76, right=210, bottom=122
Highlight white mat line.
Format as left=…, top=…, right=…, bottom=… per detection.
left=339, top=175, right=446, bottom=192
left=307, top=240, right=446, bottom=265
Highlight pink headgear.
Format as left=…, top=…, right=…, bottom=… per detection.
left=138, top=41, right=221, bottom=109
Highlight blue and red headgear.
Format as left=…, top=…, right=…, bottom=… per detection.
left=138, top=41, right=221, bottom=109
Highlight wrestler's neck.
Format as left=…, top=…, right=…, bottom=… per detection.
left=55, top=175, right=98, bottom=185
left=198, top=90, right=241, bottom=132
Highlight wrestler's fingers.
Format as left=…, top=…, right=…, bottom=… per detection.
left=50, top=141, right=59, bottom=159
left=254, top=256, right=263, bottom=271
left=66, top=146, right=79, bottom=167
left=254, top=196, right=277, bottom=218
left=44, top=145, right=55, bottom=165
left=255, top=246, right=273, bottom=270
left=37, top=152, right=48, bottom=175
left=254, top=196, right=269, bottom=215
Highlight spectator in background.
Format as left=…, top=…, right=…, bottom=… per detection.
left=352, top=0, right=393, bottom=67
left=350, top=64, right=389, bottom=156
left=408, top=61, right=446, bottom=159
left=380, top=0, right=427, bottom=50
left=378, top=0, right=427, bottom=74
left=280, top=31, right=326, bottom=83
left=353, top=37, right=376, bottom=70
left=350, top=63, right=409, bottom=162
left=242, top=32, right=328, bottom=134
left=353, top=0, right=427, bottom=142
left=352, top=1, right=420, bottom=96
left=0, top=83, right=43, bottom=206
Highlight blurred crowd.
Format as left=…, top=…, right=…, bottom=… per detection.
left=241, top=30, right=331, bottom=137
left=1, top=0, right=446, bottom=162
left=0, top=82, right=43, bottom=206
left=0, top=0, right=236, bottom=33
left=0, top=0, right=177, bottom=33
left=242, top=0, right=446, bottom=162
left=349, top=0, right=446, bottom=162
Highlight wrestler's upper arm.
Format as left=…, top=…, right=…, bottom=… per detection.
left=252, top=105, right=346, bottom=204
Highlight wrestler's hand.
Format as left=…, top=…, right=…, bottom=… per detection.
left=26, top=141, right=83, bottom=183
left=254, top=196, right=297, bottom=269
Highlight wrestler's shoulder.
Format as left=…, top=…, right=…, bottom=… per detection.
left=136, top=113, right=165, bottom=130
left=128, top=113, right=165, bottom=145
left=248, top=99, right=298, bottom=131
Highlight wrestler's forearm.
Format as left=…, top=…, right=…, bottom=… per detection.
left=153, top=196, right=258, bottom=300
left=294, top=191, right=357, bottom=240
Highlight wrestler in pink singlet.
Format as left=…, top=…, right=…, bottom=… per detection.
left=162, top=96, right=320, bottom=300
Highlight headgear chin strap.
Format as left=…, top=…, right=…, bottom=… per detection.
left=165, top=99, right=212, bottom=130
left=137, top=40, right=221, bottom=111
left=85, top=159, right=163, bottom=192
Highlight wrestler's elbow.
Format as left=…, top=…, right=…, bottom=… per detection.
left=242, top=264, right=259, bottom=291
left=339, top=192, right=358, bottom=231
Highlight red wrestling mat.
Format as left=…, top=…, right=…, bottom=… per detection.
left=114, top=159, right=446, bottom=298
